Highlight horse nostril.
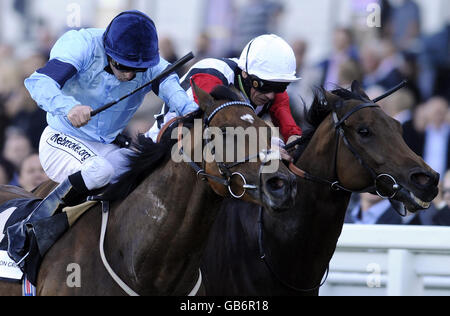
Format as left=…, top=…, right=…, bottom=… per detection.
left=411, top=172, right=430, bottom=186
left=410, top=170, right=438, bottom=188
left=266, top=177, right=286, bottom=191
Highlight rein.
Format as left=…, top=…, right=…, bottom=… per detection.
left=257, top=207, right=329, bottom=293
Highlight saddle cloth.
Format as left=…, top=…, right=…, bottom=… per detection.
left=0, top=197, right=97, bottom=287
left=0, top=198, right=41, bottom=284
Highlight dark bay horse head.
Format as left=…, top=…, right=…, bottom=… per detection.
left=200, top=81, right=439, bottom=296
left=305, top=80, right=439, bottom=212
left=190, top=82, right=297, bottom=211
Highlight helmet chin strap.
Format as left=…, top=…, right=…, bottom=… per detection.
left=237, top=74, right=252, bottom=103
left=237, top=74, right=273, bottom=118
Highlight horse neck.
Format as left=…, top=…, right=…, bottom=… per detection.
left=106, top=153, right=221, bottom=295
left=263, top=115, right=351, bottom=290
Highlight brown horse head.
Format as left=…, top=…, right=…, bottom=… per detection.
left=192, top=82, right=296, bottom=211
left=309, top=80, right=438, bottom=213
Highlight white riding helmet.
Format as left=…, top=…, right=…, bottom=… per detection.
left=238, top=34, right=301, bottom=83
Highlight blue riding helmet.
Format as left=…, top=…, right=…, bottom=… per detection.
left=103, top=10, right=160, bottom=69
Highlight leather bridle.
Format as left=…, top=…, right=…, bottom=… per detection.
left=289, top=99, right=401, bottom=199
left=179, top=101, right=283, bottom=199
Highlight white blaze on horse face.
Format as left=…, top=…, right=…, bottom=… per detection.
left=241, top=114, right=255, bottom=124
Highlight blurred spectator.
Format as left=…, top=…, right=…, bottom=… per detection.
left=0, top=53, right=47, bottom=150
left=4, top=85, right=47, bottom=150
left=318, top=27, right=359, bottom=90
left=159, top=36, right=186, bottom=77
left=195, top=32, right=212, bottom=61
left=402, top=103, right=427, bottom=156
left=432, top=169, right=450, bottom=225
left=418, top=24, right=450, bottom=102
left=2, top=129, right=33, bottom=185
left=422, top=97, right=450, bottom=177
left=127, top=115, right=153, bottom=144
left=345, top=192, right=404, bottom=224
left=379, top=88, right=415, bottom=123
left=159, top=36, right=178, bottom=64
left=0, top=157, right=15, bottom=185
left=344, top=192, right=431, bottom=225
left=232, top=0, right=284, bottom=55
left=360, top=39, right=405, bottom=90
left=384, top=0, right=421, bottom=52
left=203, top=0, right=234, bottom=57
left=187, top=32, right=213, bottom=69
left=337, top=59, right=363, bottom=88
left=35, top=18, right=57, bottom=59
left=18, top=153, right=49, bottom=192
left=287, top=39, right=309, bottom=129
left=403, top=97, right=449, bottom=179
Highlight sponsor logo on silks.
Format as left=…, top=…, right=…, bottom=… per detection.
left=47, top=134, right=96, bottom=163
left=0, top=250, right=23, bottom=281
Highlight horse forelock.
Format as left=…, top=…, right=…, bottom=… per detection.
left=210, top=85, right=242, bottom=102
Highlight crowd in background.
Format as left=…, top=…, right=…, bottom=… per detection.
left=0, top=0, right=448, bottom=225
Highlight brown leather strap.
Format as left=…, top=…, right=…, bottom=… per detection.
left=156, top=117, right=180, bottom=143
left=289, top=162, right=306, bottom=179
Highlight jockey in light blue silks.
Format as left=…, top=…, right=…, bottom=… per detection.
left=7, top=10, right=199, bottom=266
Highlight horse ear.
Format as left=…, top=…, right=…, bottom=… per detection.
left=318, top=88, right=340, bottom=107
left=314, top=87, right=341, bottom=110
left=351, top=80, right=370, bottom=100
left=191, top=80, right=214, bottom=112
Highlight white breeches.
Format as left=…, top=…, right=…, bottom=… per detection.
left=39, top=126, right=133, bottom=190
left=145, top=111, right=177, bottom=142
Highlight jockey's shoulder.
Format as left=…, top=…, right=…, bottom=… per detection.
left=190, top=57, right=235, bottom=71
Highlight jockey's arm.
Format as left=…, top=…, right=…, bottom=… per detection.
left=269, top=92, right=303, bottom=143
left=24, top=30, right=91, bottom=124
left=25, top=66, right=81, bottom=118
left=155, top=60, right=199, bottom=116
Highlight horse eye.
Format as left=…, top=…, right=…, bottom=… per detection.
left=358, top=128, right=371, bottom=137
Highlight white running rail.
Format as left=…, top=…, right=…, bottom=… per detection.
left=320, top=224, right=450, bottom=296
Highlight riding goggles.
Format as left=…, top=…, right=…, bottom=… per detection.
left=249, top=75, right=289, bottom=94
left=110, top=58, right=148, bottom=73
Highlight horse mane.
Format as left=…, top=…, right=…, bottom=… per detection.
left=102, top=84, right=241, bottom=201
left=209, top=84, right=242, bottom=102
left=100, top=135, right=173, bottom=201
left=101, top=111, right=201, bottom=201
left=293, top=84, right=366, bottom=162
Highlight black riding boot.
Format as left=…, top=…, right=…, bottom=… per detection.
left=7, top=171, right=88, bottom=266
